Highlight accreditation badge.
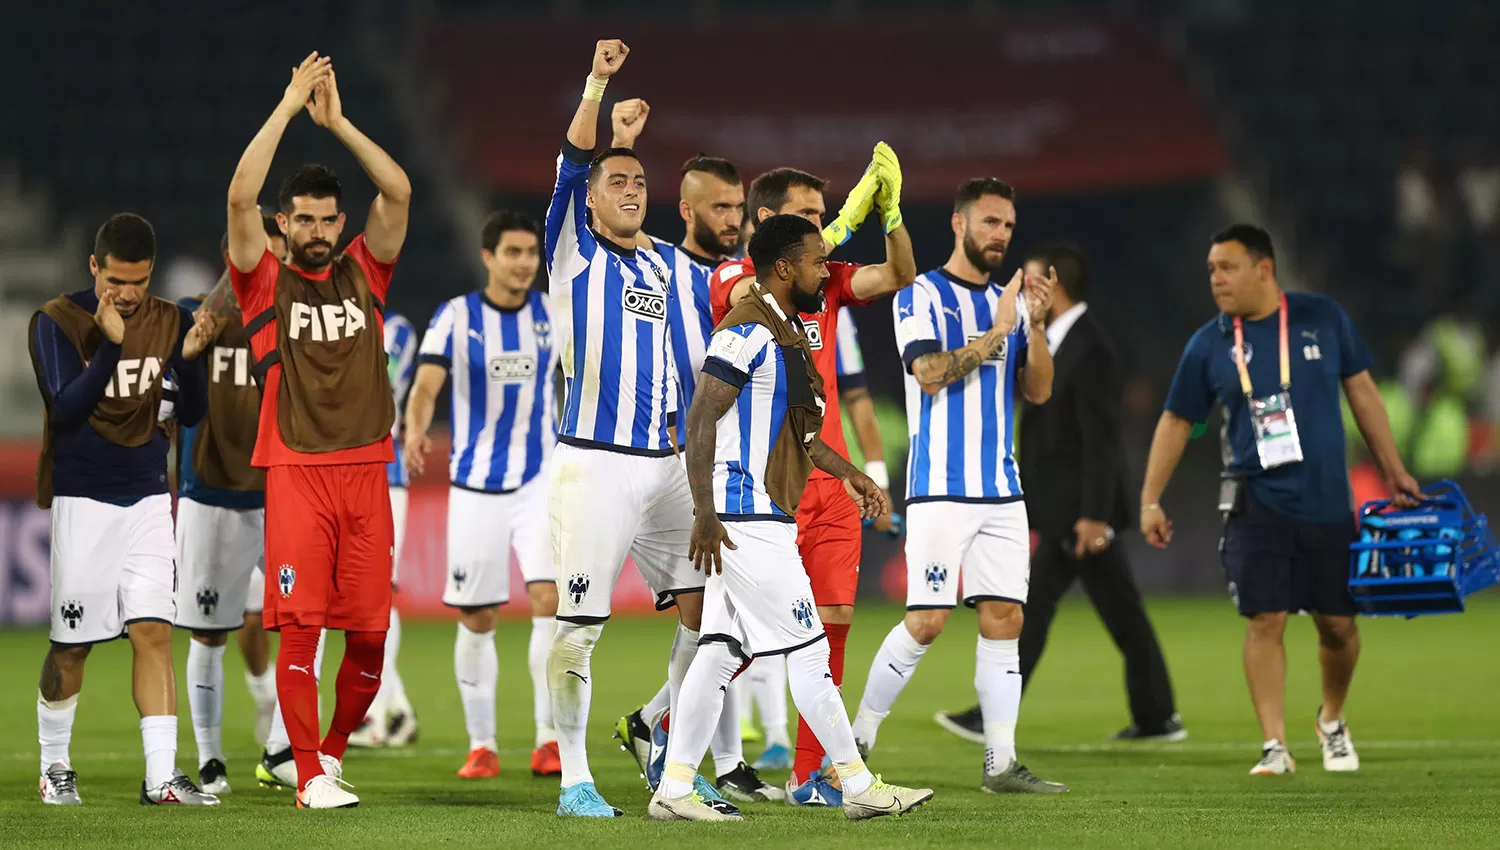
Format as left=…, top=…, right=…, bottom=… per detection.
left=1248, top=390, right=1303, bottom=469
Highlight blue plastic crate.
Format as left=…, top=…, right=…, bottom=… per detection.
left=1348, top=480, right=1500, bottom=617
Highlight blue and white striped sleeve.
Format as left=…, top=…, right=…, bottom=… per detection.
left=894, top=285, right=940, bottom=372
left=835, top=306, right=866, bottom=388
left=417, top=300, right=455, bottom=368
left=702, top=323, right=770, bottom=390
left=544, top=143, right=597, bottom=282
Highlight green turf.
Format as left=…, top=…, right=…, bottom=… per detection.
left=2, top=597, right=1498, bottom=848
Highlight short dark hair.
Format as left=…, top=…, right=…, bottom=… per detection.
left=588, top=147, right=643, bottom=185
left=262, top=211, right=283, bottom=240
left=1026, top=240, right=1092, bottom=302
left=94, top=213, right=156, bottom=266
left=278, top=164, right=342, bottom=213
left=481, top=210, right=542, bottom=253
left=680, top=154, right=740, bottom=186
left=747, top=168, right=827, bottom=219
left=747, top=214, right=820, bottom=273
left=1211, top=224, right=1276, bottom=262
left=954, top=177, right=1017, bottom=213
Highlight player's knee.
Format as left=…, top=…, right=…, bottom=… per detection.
left=674, top=591, right=704, bottom=631
left=127, top=621, right=173, bottom=654
left=550, top=621, right=602, bottom=665
left=976, top=601, right=1023, bottom=640
left=1245, top=612, right=1288, bottom=642
left=904, top=610, right=949, bottom=645
left=242, top=612, right=263, bottom=631
left=192, top=630, right=230, bottom=648
left=460, top=605, right=501, bottom=633
left=528, top=582, right=560, bottom=618
left=1315, top=616, right=1357, bottom=651
left=48, top=642, right=92, bottom=672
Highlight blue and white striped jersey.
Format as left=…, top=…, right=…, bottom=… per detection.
left=894, top=268, right=1031, bottom=503
left=701, top=314, right=796, bottom=521
left=385, top=313, right=417, bottom=488
left=418, top=290, right=558, bottom=493
left=545, top=144, right=675, bottom=456
left=834, top=305, right=866, bottom=389
left=654, top=239, right=719, bottom=414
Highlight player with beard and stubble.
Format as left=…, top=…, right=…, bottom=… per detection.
left=205, top=52, right=412, bottom=809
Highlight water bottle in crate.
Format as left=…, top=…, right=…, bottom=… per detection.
left=1347, top=480, right=1500, bottom=617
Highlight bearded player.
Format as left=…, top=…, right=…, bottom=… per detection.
left=206, top=52, right=412, bottom=809
left=707, top=150, right=916, bottom=804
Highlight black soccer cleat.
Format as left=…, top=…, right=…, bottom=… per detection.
left=933, top=704, right=985, bottom=744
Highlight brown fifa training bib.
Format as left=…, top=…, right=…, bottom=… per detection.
left=28, top=294, right=181, bottom=508
left=194, top=284, right=264, bottom=491
left=717, top=284, right=827, bottom=516
left=245, top=254, right=394, bottom=454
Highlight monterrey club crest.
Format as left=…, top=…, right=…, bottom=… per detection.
left=278, top=564, right=296, bottom=598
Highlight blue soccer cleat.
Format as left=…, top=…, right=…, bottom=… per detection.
left=752, top=743, right=793, bottom=771
left=557, top=781, right=622, bottom=818
left=786, top=774, right=843, bottom=807
left=694, top=774, right=742, bottom=816
left=645, top=715, right=669, bottom=790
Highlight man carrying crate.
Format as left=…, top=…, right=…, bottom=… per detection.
left=1138, top=225, right=1421, bottom=776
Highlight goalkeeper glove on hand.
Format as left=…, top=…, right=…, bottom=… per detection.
left=871, top=141, right=903, bottom=233
left=821, top=161, right=880, bottom=248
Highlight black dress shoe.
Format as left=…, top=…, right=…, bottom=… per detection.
left=933, top=704, right=985, bottom=743
left=1111, top=713, right=1188, bottom=742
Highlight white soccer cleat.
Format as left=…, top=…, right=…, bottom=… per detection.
left=1316, top=711, right=1360, bottom=772
left=40, top=762, right=82, bottom=805
left=318, top=752, right=344, bottom=782
left=296, top=774, right=359, bottom=809
left=841, top=775, right=935, bottom=821
left=1249, top=740, right=1296, bottom=775
left=385, top=709, right=418, bottom=748
left=347, top=714, right=388, bottom=749
left=647, top=789, right=743, bottom=821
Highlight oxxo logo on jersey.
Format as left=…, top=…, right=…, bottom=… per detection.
left=803, top=320, right=824, bottom=350
left=622, top=286, right=666, bottom=322
left=966, top=333, right=1008, bottom=362
left=289, top=299, right=367, bottom=342
left=103, top=356, right=163, bottom=398
left=211, top=346, right=252, bottom=386
left=488, top=354, right=537, bottom=381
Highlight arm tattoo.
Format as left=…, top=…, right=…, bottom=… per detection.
left=685, top=374, right=743, bottom=512
left=912, top=345, right=988, bottom=391
left=199, top=273, right=241, bottom=319
left=808, top=437, right=858, bottom=480
left=840, top=386, right=871, bottom=404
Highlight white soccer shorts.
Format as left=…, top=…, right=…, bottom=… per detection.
left=390, top=485, right=409, bottom=587
left=904, top=500, right=1031, bottom=608
left=550, top=442, right=704, bottom=622
left=50, top=493, right=176, bottom=644
left=174, top=498, right=266, bottom=630
left=245, top=564, right=265, bottom=615
left=443, top=476, right=552, bottom=608
left=701, top=519, right=826, bottom=659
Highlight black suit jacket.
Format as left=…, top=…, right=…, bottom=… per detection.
left=1019, top=308, right=1130, bottom=539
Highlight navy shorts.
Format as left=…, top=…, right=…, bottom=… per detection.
left=1220, top=491, right=1356, bottom=617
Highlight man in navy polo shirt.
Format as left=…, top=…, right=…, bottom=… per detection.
left=1139, top=224, right=1419, bottom=777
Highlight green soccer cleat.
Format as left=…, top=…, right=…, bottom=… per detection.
left=256, top=748, right=297, bottom=791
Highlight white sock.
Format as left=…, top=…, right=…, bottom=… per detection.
left=662, top=642, right=738, bottom=798
left=852, top=623, right=929, bottom=748
left=245, top=668, right=277, bottom=711
left=786, top=640, right=871, bottom=797
left=642, top=680, right=671, bottom=723
left=38, top=692, right=78, bottom=774
left=976, top=636, right=1021, bottom=774
left=751, top=656, right=790, bottom=749
left=187, top=641, right=226, bottom=767
left=267, top=629, right=326, bottom=756
left=712, top=679, right=745, bottom=778
left=666, top=623, right=700, bottom=723
left=737, top=662, right=755, bottom=722
left=141, top=715, right=178, bottom=788
left=529, top=616, right=557, bottom=745
left=455, top=623, right=498, bottom=752
left=383, top=607, right=411, bottom=715
left=549, top=621, right=602, bottom=787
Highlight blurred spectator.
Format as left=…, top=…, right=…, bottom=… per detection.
left=1457, top=144, right=1500, bottom=234
left=1393, top=143, right=1457, bottom=314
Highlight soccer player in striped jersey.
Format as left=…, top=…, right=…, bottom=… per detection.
left=543, top=40, right=724, bottom=819
left=709, top=152, right=916, bottom=804
left=402, top=210, right=564, bottom=780
left=598, top=99, right=780, bottom=803
left=851, top=178, right=1069, bottom=794
left=651, top=213, right=931, bottom=822
left=346, top=311, right=421, bottom=748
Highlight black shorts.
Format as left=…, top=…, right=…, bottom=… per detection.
left=1220, top=490, right=1356, bottom=617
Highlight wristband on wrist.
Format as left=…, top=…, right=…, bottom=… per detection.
left=864, top=460, right=890, bottom=491
left=583, top=75, right=608, bottom=102
left=1141, top=502, right=1161, bottom=512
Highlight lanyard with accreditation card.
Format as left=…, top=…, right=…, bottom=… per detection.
left=1233, top=292, right=1304, bottom=470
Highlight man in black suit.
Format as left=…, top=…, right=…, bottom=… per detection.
left=933, top=242, right=1186, bottom=742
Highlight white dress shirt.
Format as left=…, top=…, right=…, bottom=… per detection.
left=1046, top=301, right=1088, bottom=355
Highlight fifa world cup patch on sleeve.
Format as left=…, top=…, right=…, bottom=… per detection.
left=707, top=331, right=748, bottom=363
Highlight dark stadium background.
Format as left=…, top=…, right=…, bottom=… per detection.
left=2, top=0, right=1498, bottom=621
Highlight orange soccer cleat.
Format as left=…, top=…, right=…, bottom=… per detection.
left=531, top=741, right=562, bottom=777
left=457, top=747, right=500, bottom=779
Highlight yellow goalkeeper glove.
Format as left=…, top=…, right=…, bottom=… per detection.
left=871, top=141, right=903, bottom=233
left=821, top=161, right=880, bottom=248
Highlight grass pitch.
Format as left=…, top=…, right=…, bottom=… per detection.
left=2, top=597, right=1497, bottom=848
